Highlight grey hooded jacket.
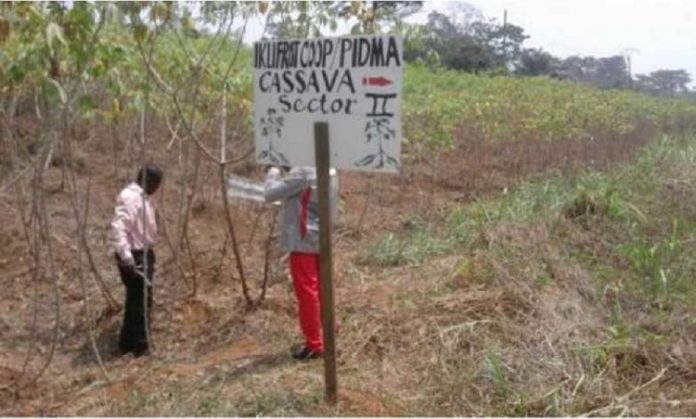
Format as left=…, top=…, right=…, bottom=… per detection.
left=264, top=166, right=338, bottom=254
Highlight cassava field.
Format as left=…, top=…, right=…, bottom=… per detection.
left=1, top=2, right=696, bottom=416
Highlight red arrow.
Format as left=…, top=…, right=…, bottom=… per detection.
left=362, top=76, right=392, bottom=87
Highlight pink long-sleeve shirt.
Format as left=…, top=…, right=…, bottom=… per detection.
left=109, top=182, right=159, bottom=264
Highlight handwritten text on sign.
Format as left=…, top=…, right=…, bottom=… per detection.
left=254, top=35, right=402, bottom=173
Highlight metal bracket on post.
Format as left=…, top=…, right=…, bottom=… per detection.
left=314, top=121, right=337, bottom=405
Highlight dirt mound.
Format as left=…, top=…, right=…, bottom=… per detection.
left=178, top=298, right=213, bottom=326
left=163, top=337, right=266, bottom=377
left=65, top=336, right=269, bottom=416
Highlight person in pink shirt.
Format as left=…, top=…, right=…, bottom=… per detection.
left=109, top=164, right=163, bottom=357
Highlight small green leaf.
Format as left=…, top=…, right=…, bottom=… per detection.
left=46, top=22, right=67, bottom=50
left=107, top=76, right=125, bottom=97
left=26, top=4, right=45, bottom=26
left=43, top=77, right=67, bottom=105
left=77, top=94, right=97, bottom=113
left=8, top=63, right=25, bottom=82
left=133, top=23, right=148, bottom=43
left=182, top=16, right=196, bottom=32
left=149, top=3, right=172, bottom=23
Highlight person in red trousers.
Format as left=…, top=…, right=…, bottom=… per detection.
left=264, top=166, right=338, bottom=360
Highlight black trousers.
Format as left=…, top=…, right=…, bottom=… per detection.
left=116, top=249, right=155, bottom=353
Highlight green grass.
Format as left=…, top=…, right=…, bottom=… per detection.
left=360, top=218, right=456, bottom=267
left=452, top=133, right=696, bottom=307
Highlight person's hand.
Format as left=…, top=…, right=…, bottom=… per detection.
left=119, top=251, right=135, bottom=267
left=131, top=265, right=151, bottom=285
left=265, top=166, right=282, bottom=181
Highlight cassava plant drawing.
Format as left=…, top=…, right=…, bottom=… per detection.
left=354, top=117, right=399, bottom=169
left=257, top=107, right=289, bottom=165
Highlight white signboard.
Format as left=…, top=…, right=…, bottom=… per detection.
left=254, top=34, right=403, bottom=173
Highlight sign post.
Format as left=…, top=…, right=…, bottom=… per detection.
left=254, top=34, right=403, bottom=404
left=314, top=121, right=337, bottom=403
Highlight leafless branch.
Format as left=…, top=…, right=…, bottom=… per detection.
left=17, top=107, right=62, bottom=392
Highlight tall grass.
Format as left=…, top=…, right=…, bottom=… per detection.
left=356, top=133, right=696, bottom=416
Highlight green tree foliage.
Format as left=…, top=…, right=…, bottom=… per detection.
left=265, top=1, right=422, bottom=39
left=424, top=11, right=491, bottom=73
left=403, top=9, right=528, bottom=74
left=346, top=1, right=423, bottom=35
left=514, top=48, right=560, bottom=77
left=552, top=55, right=629, bottom=89
left=469, top=18, right=528, bottom=69
left=404, top=11, right=483, bottom=73
left=635, top=69, right=692, bottom=97
left=265, top=1, right=341, bottom=39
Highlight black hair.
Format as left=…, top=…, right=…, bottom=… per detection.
left=136, top=164, right=163, bottom=192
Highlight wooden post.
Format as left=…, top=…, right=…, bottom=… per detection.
left=314, top=121, right=337, bottom=405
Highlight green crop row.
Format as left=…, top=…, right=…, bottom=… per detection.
left=403, top=64, right=696, bottom=150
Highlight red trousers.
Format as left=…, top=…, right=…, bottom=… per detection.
left=290, top=252, right=323, bottom=352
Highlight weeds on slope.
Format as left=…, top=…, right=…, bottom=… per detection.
left=357, top=134, right=696, bottom=416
